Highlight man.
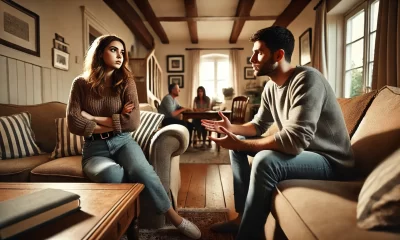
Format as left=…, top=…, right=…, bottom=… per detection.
left=202, top=26, right=354, bottom=239
left=158, top=83, right=194, bottom=144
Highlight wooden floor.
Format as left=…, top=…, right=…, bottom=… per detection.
left=178, top=163, right=238, bottom=220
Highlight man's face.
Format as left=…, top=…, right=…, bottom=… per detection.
left=171, top=84, right=180, bottom=96
left=250, top=40, right=278, bottom=77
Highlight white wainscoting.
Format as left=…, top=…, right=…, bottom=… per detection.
left=0, top=55, right=68, bottom=105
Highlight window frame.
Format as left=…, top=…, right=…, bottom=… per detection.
left=199, top=54, right=229, bottom=101
left=342, top=0, right=379, bottom=97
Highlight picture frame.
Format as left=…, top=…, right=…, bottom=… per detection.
left=167, top=55, right=184, bottom=73
left=53, top=39, right=69, bottom=53
left=55, top=33, right=64, bottom=43
left=0, top=0, right=40, bottom=57
left=168, top=75, right=184, bottom=88
left=299, top=28, right=312, bottom=66
left=244, top=67, right=255, bottom=80
left=52, top=48, right=69, bottom=71
left=246, top=57, right=251, bottom=64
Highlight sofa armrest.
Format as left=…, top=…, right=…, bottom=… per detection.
left=149, top=124, right=189, bottom=165
left=144, top=124, right=188, bottom=212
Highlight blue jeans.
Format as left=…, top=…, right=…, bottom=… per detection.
left=231, top=139, right=334, bottom=239
left=82, top=132, right=171, bottom=214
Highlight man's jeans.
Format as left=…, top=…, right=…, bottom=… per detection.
left=82, top=132, right=171, bottom=214
left=231, top=143, right=334, bottom=239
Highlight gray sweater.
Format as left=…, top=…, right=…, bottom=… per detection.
left=251, top=66, right=354, bottom=169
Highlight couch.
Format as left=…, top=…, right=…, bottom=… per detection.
left=264, top=86, right=400, bottom=239
left=0, top=102, right=189, bottom=229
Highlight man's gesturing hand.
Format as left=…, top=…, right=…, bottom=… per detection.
left=201, top=111, right=232, bottom=134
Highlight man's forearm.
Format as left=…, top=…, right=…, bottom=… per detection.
left=172, top=108, right=185, bottom=117
left=230, top=122, right=258, bottom=136
left=240, top=135, right=282, bottom=153
left=94, top=116, right=113, bottom=127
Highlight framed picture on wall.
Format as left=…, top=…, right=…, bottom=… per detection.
left=0, top=0, right=40, bottom=57
left=167, top=55, right=184, bottom=73
left=244, top=67, right=256, bottom=80
left=299, top=28, right=312, bottom=66
left=53, top=48, right=69, bottom=71
left=168, top=75, right=184, bottom=88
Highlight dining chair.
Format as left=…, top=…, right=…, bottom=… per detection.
left=154, top=99, right=160, bottom=110
left=230, top=95, right=250, bottom=124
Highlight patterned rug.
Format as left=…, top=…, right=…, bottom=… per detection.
left=139, top=208, right=234, bottom=240
left=180, top=146, right=231, bottom=164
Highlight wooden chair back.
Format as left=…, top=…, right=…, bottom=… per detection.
left=230, top=95, right=249, bottom=124
left=154, top=99, right=160, bottom=110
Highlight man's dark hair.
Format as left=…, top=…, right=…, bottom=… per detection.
left=249, top=26, right=295, bottom=63
left=168, top=83, right=178, bottom=94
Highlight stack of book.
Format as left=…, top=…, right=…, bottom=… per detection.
left=0, top=188, right=80, bottom=239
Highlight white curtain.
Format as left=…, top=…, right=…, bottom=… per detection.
left=372, top=0, right=400, bottom=89
left=229, top=50, right=240, bottom=96
left=311, top=0, right=328, bottom=79
left=187, top=50, right=200, bottom=106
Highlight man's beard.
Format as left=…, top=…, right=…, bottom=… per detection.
left=256, top=56, right=278, bottom=77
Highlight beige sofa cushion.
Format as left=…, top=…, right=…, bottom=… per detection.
left=30, top=156, right=89, bottom=182
left=351, top=86, right=400, bottom=178
left=0, top=155, right=49, bottom=182
left=357, top=149, right=400, bottom=230
left=337, top=91, right=377, bottom=137
left=273, top=179, right=400, bottom=240
left=51, top=118, right=84, bottom=159
left=0, top=102, right=67, bottom=153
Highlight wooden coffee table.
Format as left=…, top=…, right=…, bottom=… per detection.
left=0, top=183, right=144, bottom=240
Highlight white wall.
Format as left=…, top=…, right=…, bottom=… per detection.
left=0, top=0, right=136, bottom=104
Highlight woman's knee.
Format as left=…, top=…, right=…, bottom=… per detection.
left=83, top=158, right=125, bottom=183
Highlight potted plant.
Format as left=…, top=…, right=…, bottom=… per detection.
left=222, top=87, right=234, bottom=100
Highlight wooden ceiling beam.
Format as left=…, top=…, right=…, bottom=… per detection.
left=158, top=16, right=278, bottom=21
left=184, top=0, right=199, bottom=44
left=133, top=0, right=169, bottom=44
left=229, top=0, right=255, bottom=44
left=273, top=0, right=311, bottom=27
left=104, top=0, right=153, bottom=49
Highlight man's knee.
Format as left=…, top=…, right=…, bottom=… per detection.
left=252, top=150, right=282, bottom=172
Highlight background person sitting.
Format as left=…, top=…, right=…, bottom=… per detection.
left=158, top=83, right=194, bottom=146
left=192, top=86, right=211, bottom=147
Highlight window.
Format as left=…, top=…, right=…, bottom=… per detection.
left=199, top=54, right=229, bottom=101
left=344, top=0, right=379, bottom=97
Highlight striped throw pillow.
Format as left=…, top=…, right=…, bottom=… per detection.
left=0, top=112, right=41, bottom=159
left=357, top=149, right=400, bottom=230
left=51, top=118, right=84, bottom=159
left=132, top=111, right=164, bottom=153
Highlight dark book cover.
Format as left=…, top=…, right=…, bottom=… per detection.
left=0, top=188, right=80, bottom=229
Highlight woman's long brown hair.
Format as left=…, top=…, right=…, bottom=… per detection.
left=82, top=35, right=131, bottom=96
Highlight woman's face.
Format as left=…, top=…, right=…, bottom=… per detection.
left=102, top=40, right=125, bottom=70
left=198, top=89, right=204, bottom=97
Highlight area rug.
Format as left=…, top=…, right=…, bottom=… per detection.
left=139, top=208, right=234, bottom=240
left=180, top=146, right=231, bottom=164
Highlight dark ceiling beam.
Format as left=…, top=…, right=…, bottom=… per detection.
left=104, top=0, right=153, bottom=49
left=273, top=0, right=311, bottom=27
left=158, top=16, right=278, bottom=21
left=184, top=0, right=199, bottom=44
left=133, top=0, right=169, bottom=44
left=229, top=0, right=255, bottom=44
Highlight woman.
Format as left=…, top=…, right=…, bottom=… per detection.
left=192, top=86, right=211, bottom=147
left=66, top=35, right=201, bottom=239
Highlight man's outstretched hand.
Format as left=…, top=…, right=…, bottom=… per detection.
left=201, top=111, right=232, bottom=134
left=208, top=126, right=241, bottom=150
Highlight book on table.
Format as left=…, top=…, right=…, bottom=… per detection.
left=0, top=188, right=80, bottom=239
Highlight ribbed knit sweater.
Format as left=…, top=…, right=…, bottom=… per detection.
left=66, top=77, right=140, bottom=137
